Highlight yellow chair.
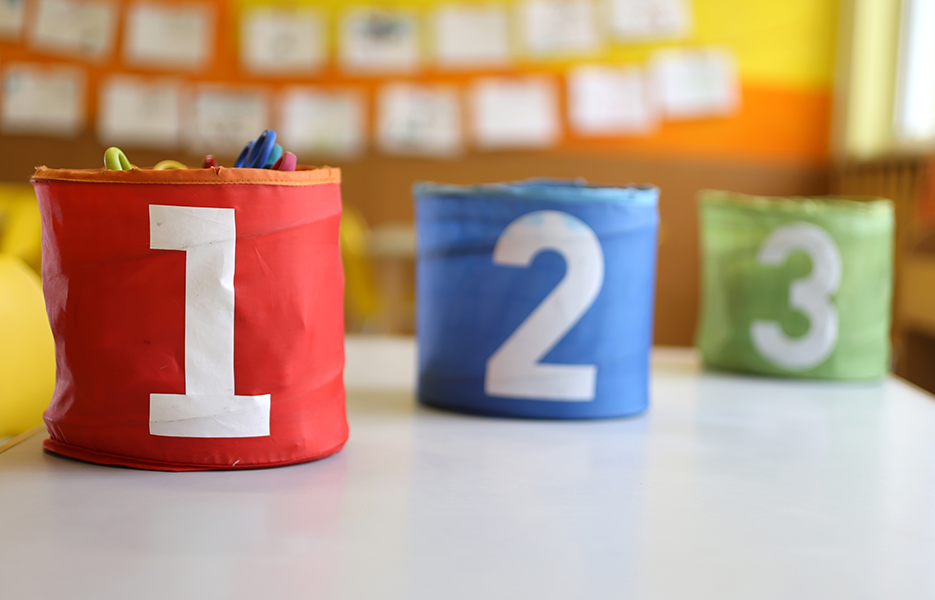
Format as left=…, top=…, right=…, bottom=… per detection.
left=0, top=253, right=55, bottom=438
left=0, top=183, right=42, bottom=275
left=340, top=205, right=382, bottom=332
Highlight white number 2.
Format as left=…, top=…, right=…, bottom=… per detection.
left=148, top=205, right=271, bottom=438
left=750, top=221, right=842, bottom=371
left=485, top=210, right=604, bottom=401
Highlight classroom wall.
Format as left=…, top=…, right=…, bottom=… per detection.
left=0, top=0, right=840, bottom=345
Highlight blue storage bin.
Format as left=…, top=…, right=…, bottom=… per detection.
left=414, top=179, right=659, bottom=419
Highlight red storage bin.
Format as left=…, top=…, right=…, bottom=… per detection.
left=32, top=166, right=348, bottom=471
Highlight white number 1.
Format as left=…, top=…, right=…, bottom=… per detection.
left=148, top=205, right=271, bottom=438
left=750, top=221, right=842, bottom=371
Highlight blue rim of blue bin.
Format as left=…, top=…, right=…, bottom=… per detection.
left=413, top=179, right=658, bottom=205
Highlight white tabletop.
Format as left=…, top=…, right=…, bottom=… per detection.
left=3, top=339, right=935, bottom=600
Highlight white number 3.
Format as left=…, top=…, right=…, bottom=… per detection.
left=750, top=221, right=842, bottom=370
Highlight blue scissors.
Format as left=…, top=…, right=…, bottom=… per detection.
left=234, top=129, right=278, bottom=168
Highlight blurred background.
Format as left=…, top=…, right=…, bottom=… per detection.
left=2, top=0, right=935, bottom=436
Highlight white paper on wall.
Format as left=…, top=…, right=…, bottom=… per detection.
left=568, top=65, right=657, bottom=136
left=651, top=47, right=740, bottom=119
left=30, top=0, right=117, bottom=60
left=240, top=7, right=326, bottom=76
left=377, top=83, right=462, bottom=158
left=339, top=7, right=420, bottom=74
left=1, top=62, right=85, bottom=136
left=518, top=0, right=600, bottom=57
left=98, top=75, right=182, bottom=149
left=607, top=0, right=692, bottom=41
left=189, top=87, right=269, bottom=154
left=470, top=76, right=561, bottom=149
left=433, top=4, right=510, bottom=70
left=0, top=0, right=26, bottom=39
left=279, top=87, right=366, bottom=158
left=124, top=2, right=214, bottom=70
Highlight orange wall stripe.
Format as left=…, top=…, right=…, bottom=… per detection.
left=563, top=84, right=832, bottom=165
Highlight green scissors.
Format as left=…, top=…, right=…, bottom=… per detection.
left=104, top=147, right=135, bottom=170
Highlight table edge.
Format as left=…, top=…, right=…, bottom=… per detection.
left=0, top=425, right=44, bottom=454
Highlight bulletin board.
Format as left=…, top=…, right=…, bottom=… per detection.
left=0, top=0, right=838, bottom=166
left=0, top=0, right=840, bottom=346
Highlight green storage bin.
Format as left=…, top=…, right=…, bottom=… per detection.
left=696, top=190, right=894, bottom=380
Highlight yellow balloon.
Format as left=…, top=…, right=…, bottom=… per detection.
left=0, top=254, right=55, bottom=438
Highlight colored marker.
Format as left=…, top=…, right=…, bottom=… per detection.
left=264, top=144, right=283, bottom=168
left=272, top=151, right=297, bottom=172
